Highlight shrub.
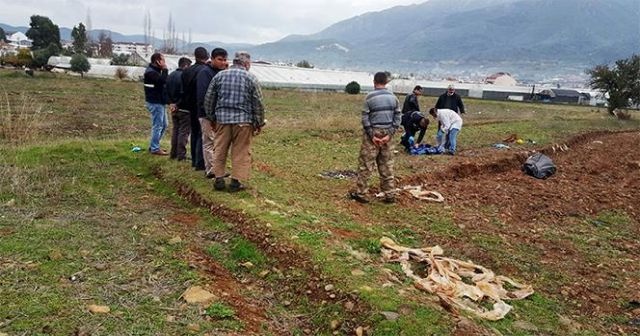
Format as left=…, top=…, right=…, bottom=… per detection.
left=70, top=54, right=91, bottom=77
left=345, top=81, right=360, bottom=94
left=114, top=67, right=128, bottom=80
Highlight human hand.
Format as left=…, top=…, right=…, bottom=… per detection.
left=169, top=104, right=177, bottom=113
left=253, top=126, right=262, bottom=136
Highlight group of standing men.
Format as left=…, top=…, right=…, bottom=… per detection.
left=142, top=47, right=265, bottom=192
left=350, top=78, right=466, bottom=204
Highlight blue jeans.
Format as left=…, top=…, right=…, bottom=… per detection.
left=146, top=102, right=167, bottom=152
left=437, top=128, right=460, bottom=154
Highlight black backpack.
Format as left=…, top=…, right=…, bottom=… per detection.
left=522, top=153, right=556, bottom=179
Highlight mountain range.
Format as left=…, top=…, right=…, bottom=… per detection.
left=2, top=0, right=639, bottom=82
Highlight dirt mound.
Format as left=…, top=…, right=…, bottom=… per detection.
left=401, top=131, right=640, bottom=334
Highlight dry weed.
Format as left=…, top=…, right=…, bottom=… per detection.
left=0, top=91, right=48, bottom=145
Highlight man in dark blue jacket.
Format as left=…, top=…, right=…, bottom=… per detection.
left=166, top=57, right=192, bottom=160
left=143, top=52, right=169, bottom=155
left=181, top=47, right=208, bottom=170
left=196, top=48, right=228, bottom=178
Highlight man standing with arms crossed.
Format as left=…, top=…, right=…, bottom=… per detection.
left=204, top=51, right=265, bottom=192
left=349, top=72, right=401, bottom=204
left=196, top=48, right=228, bottom=178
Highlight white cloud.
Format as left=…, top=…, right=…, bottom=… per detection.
left=0, top=0, right=421, bottom=44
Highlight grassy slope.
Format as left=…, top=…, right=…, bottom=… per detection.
left=1, top=70, right=638, bottom=335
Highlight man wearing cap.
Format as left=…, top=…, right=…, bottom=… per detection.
left=204, top=51, right=265, bottom=192
left=435, top=84, right=465, bottom=114
left=166, top=56, right=192, bottom=160
left=402, top=85, right=422, bottom=114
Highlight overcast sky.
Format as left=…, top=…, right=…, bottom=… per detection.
left=0, top=0, right=422, bottom=44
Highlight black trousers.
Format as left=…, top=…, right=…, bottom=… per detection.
left=170, top=110, right=191, bottom=160
left=190, top=113, right=205, bottom=169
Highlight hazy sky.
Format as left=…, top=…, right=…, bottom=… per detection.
left=0, top=0, right=422, bottom=44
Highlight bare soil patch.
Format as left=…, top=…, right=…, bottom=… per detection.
left=402, top=131, right=640, bottom=334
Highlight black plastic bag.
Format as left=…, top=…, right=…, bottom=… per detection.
left=522, top=153, right=556, bottom=179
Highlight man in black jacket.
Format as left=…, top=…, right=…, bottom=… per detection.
left=143, top=52, right=169, bottom=155
left=181, top=47, right=209, bottom=170
left=435, top=84, right=465, bottom=114
left=400, top=111, right=429, bottom=151
left=402, top=85, right=422, bottom=114
left=166, top=57, right=192, bottom=160
left=196, top=48, right=228, bottom=178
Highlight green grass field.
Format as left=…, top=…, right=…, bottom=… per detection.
left=1, top=69, right=638, bottom=335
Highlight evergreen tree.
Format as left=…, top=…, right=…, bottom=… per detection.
left=71, top=23, right=88, bottom=55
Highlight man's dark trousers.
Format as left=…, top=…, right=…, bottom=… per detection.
left=170, top=110, right=191, bottom=160
left=190, top=114, right=205, bottom=169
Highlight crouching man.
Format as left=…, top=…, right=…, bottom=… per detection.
left=429, top=107, right=463, bottom=155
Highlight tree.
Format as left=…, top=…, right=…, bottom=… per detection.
left=345, top=81, right=361, bottom=94
left=71, top=22, right=88, bottom=55
left=70, top=54, right=91, bottom=77
left=31, top=43, right=60, bottom=68
left=26, top=15, right=62, bottom=51
left=16, top=49, right=33, bottom=67
left=0, top=27, right=6, bottom=42
left=587, top=54, right=640, bottom=115
left=111, top=53, right=131, bottom=66
left=97, top=31, right=113, bottom=57
left=295, top=60, right=314, bottom=68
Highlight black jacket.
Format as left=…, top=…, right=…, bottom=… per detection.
left=402, top=93, right=420, bottom=113
left=400, top=111, right=427, bottom=150
left=166, top=68, right=184, bottom=107
left=435, top=92, right=465, bottom=114
left=181, top=62, right=207, bottom=115
left=143, top=63, right=168, bottom=104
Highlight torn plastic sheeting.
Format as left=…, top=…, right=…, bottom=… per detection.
left=403, top=186, right=445, bottom=202
left=380, top=237, right=534, bottom=320
left=375, top=185, right=445, bottom=202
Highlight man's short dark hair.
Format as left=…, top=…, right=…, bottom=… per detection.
left=211, top=48, right=228, bottom=58
left=374, top=72, right=389, bottom=85
left=414, top=85, right=423, bottom=91
left=429, top=107, right=437, bottom=116
left=150, top=52, right=163, bottom=64
left=178, top=57, right=192, bottom=68
left=194, top=47, right=208, bottom=61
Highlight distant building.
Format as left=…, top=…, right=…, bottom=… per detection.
left=537, top=88, right=584, bottom=104
left=6, top=31, right=32, bottom=49
left=485, top=72, right=517, bottom=86
left=112, top=42, right=154, bottom=57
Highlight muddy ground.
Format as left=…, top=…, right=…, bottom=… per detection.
left=402, top=131, right=640, bottom=334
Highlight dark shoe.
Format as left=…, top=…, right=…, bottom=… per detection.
left=150, top=149, right=169, bottom=156
left=349, top=192, right=369, bottom=204
left=205, top=172, right=215, bottom=179
left=229, top=179, right=246, bottom=192
left=383, top=197, right=396, bottom=204
left=214, top=178, right=226, bottom=191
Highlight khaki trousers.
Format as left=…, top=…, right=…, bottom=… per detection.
left=199, top=118, right=216, bottom=175
left=213, top=124, right=253, bottom=181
